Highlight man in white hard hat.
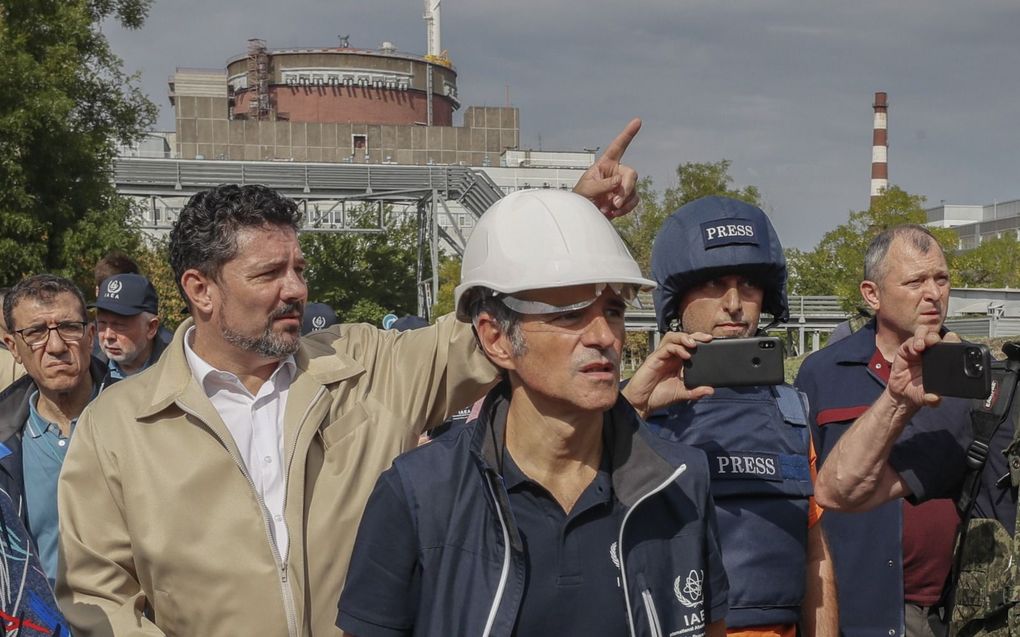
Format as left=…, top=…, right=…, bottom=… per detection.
left=58, top=121, right=646, bottom=636
left=338, top=189, right=728, bottom=637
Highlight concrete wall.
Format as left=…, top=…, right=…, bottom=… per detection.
left=233, top=86, right=454, bottom=126
left=172, top=69, right=517, bottom=165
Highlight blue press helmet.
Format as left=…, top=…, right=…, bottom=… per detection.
left=650, top=196, right=789, bottom=333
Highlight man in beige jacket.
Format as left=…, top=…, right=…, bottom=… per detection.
left=0, top=287, right=27, bottom=391
left=57, top=121, right=642, bottom=637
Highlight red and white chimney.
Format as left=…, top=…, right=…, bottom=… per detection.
left=871, top=92, right=888, bottom=204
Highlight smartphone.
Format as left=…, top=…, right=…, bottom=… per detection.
left=921, top=342, right=992, bottom=399
left=683, top=337, right=785, bottom=389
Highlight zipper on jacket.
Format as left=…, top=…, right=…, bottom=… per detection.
left=641, top=588, right=664, bottom=637
left=275, top=387, right=326, bottom=596
left=617, top=464, right=687, bottom=637
left=482, top=473, right=512, bottom=637
left=178, top=402, right=300, bottom=637
left=10, top=506, right=32, bottom=622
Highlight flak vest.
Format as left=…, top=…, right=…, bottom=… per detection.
left=647, top=384, right=813, bottom=629
left=951, top=350, right=1020, bottom=637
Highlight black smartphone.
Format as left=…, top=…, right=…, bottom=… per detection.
left=683, top=337, right=785, bottom=389
left=921, top=341, right=992, bottom=399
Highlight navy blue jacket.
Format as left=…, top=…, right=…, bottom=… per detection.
left=0, top=356, right=108, bottom=534
left=0, top=362, right=103, bottom=637
left=0, top=483, right=69, bottom=635
left=338, top=384, right=729, bottom=637
left=795, top=321, right=971, bottom=637
left=646, top=384, right=813, bottom=629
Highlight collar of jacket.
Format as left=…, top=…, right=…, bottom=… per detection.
left=832, top=317, right=951, bottom=367
left=137, top=318, right=367, bottom=420
left=830, top=318, right=880, bottom=365
left=145, top=330, right=170, bottom=368
left=468, top=381, right=681, bottom=510
left=0, top=354, right=107, bottom=443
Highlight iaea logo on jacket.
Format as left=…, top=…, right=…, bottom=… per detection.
left=674, top=570, right=703, bottom=608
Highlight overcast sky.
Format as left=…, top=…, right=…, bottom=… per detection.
left=104, top=0, right=1020, bottom=249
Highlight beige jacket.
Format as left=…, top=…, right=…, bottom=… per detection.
left=0, top=346, right=25, bottom=392
left=57, top=316, right=497, bottom=636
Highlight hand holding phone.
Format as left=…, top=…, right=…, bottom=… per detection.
left=683, top=337, right=785, bottom=389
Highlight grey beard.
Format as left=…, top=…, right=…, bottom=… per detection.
left=219, top=303, right=302, bottom=359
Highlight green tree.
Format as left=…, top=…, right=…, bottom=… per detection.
left=61, top=199, right=147, bottom=295
left=661, top=159, right=762, bottom=213
left=615, top=160, right=762, bottom=273
left=300, top=209, right=423, bottom=326
left=0, top=0, right=156, bottom=287
left=955, top=234, right=1020, bottom=289
left=431, top=255, right=461, bottom=319
left=786, top=186, right=958, bottom=310
left=135, top=238, right=188, bottom=331
left=784, top=247, right=837, bottom=297
left=608, top=178, right=662, bottom=274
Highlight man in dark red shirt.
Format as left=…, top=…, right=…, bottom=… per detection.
left=796, top=225, right=967, bottom=637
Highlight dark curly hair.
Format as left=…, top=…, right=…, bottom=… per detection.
left=169, top=184, right=303, bottom=306
left=4, top=274, right=87, bottom=332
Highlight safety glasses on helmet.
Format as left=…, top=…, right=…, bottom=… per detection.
left=498, top=283, right=642, bottom=316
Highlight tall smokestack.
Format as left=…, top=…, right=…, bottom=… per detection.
left=871, top=92, right=888, bottom=205
left=424, top=0, right=441, bottom=57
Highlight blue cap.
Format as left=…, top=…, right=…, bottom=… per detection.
left=392, top=315, right=429, bottom=332
left=93, top=274, right=159, bottom=316
left=302, top=302, right=338, bottom=335
left=651, top=196, right=788, bottom=333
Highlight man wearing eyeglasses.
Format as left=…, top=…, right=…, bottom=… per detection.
left=0, top=274, right=105, bottom=585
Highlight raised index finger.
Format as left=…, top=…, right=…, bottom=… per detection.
left=600, top=118, right=642, bottom=162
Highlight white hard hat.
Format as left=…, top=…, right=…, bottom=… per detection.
left=454, top=189, right=655, bottom=320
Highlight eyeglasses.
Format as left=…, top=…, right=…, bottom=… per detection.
left=14, top=321, right=88, bottom=349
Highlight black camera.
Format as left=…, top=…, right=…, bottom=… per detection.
left=964, top=347, right=986, bottom=378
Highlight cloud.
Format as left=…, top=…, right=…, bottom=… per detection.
left=105, top=0, right=1020, bottom=249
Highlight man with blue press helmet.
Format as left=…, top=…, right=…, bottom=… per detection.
left=623, top=196, right=838, bottom=637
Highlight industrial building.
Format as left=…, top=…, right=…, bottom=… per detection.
left=161, top=0, right=523, bottom=166
left=127, top=23, right=594, bottom=250
left=167, top=27, right=521, bottom=168
left=168, top=0, right=513, bottom=166
left=140, top=3, right=594, bottom=220
left=113, top=1, right=599, bottom=317
left=925, top=200, right=1020, bottom=249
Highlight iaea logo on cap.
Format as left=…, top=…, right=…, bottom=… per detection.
left=106, top=279, right=123, bottom=295
left=312, top=315, right=327, bottom=329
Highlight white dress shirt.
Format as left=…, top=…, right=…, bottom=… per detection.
left=183, top=327, right=296, bottom=559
